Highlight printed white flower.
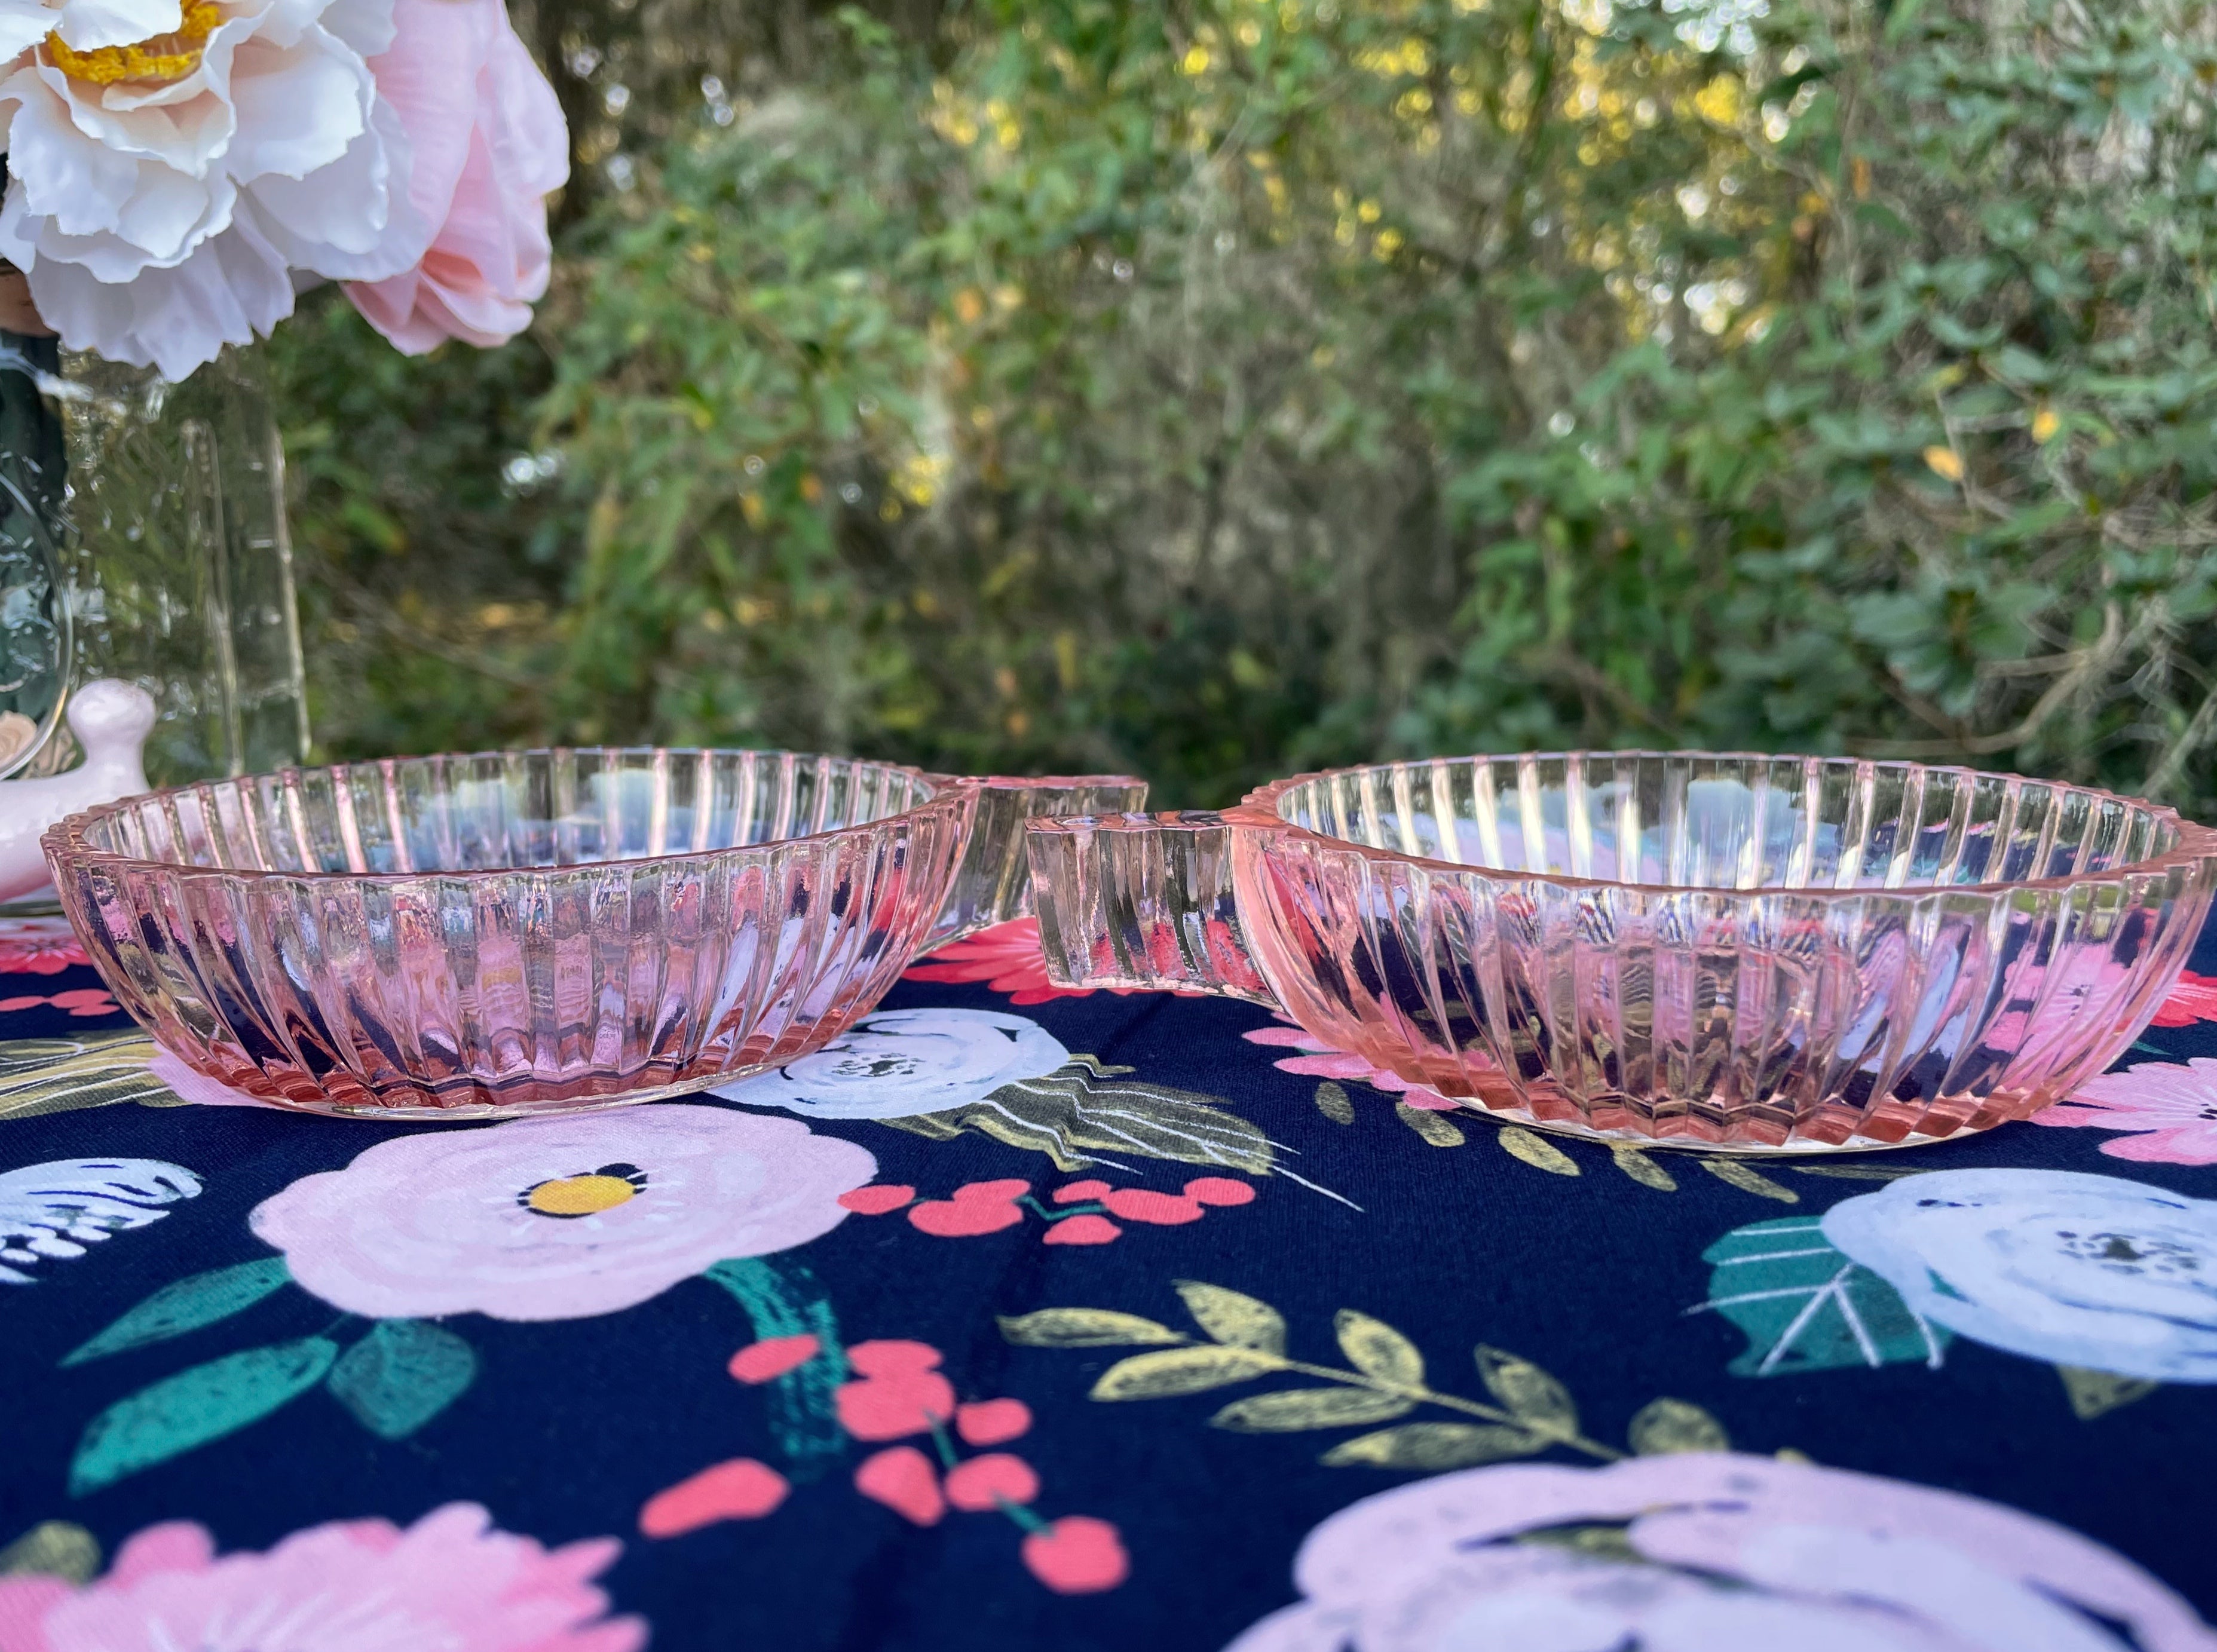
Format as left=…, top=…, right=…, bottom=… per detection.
left=0, top=0, right=424, bottom=378
left=1230, top=1453, right=2217, bottom=1652
left=248, top=1105, right=874, bottom=1321
left=712, top=1007, right=1071, bottom=1121
left=1821, top=1168, right=2217, bottom=1383
left=0, top=1155, right=199, bottom=1283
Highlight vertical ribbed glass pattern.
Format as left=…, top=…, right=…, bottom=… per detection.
left=45, top=749, right=973, bottom=1118
left=1253, top=755, right=2217, bottom=1148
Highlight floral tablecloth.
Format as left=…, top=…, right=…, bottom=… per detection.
left=2, top=911, right=2216, bottom=1651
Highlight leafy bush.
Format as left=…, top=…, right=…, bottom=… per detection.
left=275, top=0, right=2217, bottom=813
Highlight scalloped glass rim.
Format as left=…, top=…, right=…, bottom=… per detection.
left=1238, top=750, right=2217, bottom=896
left=45, top=746, right=953, bottom=884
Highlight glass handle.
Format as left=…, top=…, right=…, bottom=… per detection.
left=1024, top=811, right=1278, bottom=1005
left=925, top=773, right=1149, bottom=945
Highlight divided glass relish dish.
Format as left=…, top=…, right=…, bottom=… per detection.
left=42, top=749, right=1141, bottom=1118
left=1026, top=752, right=2217, bottom=1154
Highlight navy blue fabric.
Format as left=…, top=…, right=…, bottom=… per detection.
left=2, top=918, right=2215, bottom=1650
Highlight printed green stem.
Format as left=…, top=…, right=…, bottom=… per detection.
left=1166, top=1337, right=1623, bottom=1461
left=924, top=1415, right=961, bottom=1472
left=994, top=1492, right=1049, bottom=1534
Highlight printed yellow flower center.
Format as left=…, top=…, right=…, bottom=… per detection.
left=525, top=1173, right=638, bottom=1217
left=45, top=1, right=222, bottom=88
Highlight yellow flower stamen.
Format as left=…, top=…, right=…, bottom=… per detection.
left=45, top=2, right=222, bottom=88
left=524, top=1173, right=639, bottom=1216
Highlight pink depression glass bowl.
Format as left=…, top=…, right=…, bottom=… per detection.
left=1027, top=752, right=2217, bottom=1153
left=44, top=749, right=1141, bottom=1119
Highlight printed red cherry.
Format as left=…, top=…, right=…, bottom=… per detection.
left=837, top=1341, right=958, bottom=1439
left=846, top=1340, right=942, bottom=1378
left=1041, top=1214, right=1121, bottom=1246
left=1021, top=1516, right=1130, bottom=1593
left=955, top=1398, right=1032, bottom=1446
left=1100, top=1188, right=1205, bottom=1225
left=638, top=1458, right=789, bottom=1537
left=838, top=1184, right=916, bottom=1216
left=944, top=1452, right=1039, bottom=1513
left=909, top=1178, right=1030, bottom=1237
left=727, top=1334, right=820, bottom=1384
left=854, top=1446, right=944, bottom=1525
left=1183, top=1176, right=1255, bottom=1206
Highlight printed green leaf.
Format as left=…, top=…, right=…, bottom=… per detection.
left=1175, top=1282, right=1287, bottom=1354
left=1475, top=1347, right=1578, bottom=1436
left=1498, top=1127, right=1578, bottom=1175
left=62, top=1257, right=292, bottom=1366
left=1336, top=1310, right=1425, bottom=1386
left=1627, top=1397, right=1731, bottom=1455
left=1314, top=1081, right=1355, bottom=1124
left=324, top=1320, right=477, bottom=1440
left=1700, top=1159, right=1799, bottom=1203
left=1610, top=1144, right=1677, bottom=1191
left=0, top=1033, right=173, bottom=1121
left=1090, top=1346, right=1283, bottom=1400
left=1210, top=1389, right=1417, bottom=1432
left=69, top=1337, right=338, bottom=1495
left=1000, top=1309, right=1188, bottom=1348
left=703, top=1255, right=848, bottom=1473
left=1397, top=1104, right=1465, bottom=1147
left=1321, top=1422, right=1546, bottom=1470
left=0, top=1522, right=98, bottom=1583
left=922, top=1065, right=1272, bottom=1173
left=1698, top=1216, right=1950, bottom=1377
left=2056, top=1365, right=2159, bottom=1421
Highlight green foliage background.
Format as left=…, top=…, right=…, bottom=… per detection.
left=272, top=0, right=2217, bottom=811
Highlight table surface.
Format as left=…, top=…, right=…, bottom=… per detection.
left=1, top=911, right=2215, bottom=1651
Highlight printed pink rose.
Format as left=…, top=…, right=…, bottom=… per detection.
left=0, top=1501, right=642, bottom=1652
left=2152, top=970, right=2217, bottom=1028
left=2034, top=1057, right=2217, bottom=1165
left=345, top=0, right=568, bottom=353
left=0, top=919, right=87, bottom=975
left=249, top=1105, right=874, bottom=1321
left=1229, top=1452, right=2216, bottom=1652
left=904, top=917, right=1141, bottom=1003
left=1242, top=1017, right=1464, bottom=1110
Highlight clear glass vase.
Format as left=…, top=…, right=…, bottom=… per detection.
left=0, top=329, right=310, bottom=788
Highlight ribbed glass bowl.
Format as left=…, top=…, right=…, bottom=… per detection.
left=44, top=749, right=973, bottom=1118
left=1031, top=753, right=2217, bottom=1151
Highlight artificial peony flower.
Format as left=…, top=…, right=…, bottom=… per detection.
left=342, top=0, right=564, bottom=353
left=0, top=0, right=427, bottom=379
left=0, top=1501, right=644, bottom=1652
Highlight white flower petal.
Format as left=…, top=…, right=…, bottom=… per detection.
left=0, top=3, right=54, bottom=63
left=50, top=0, right=180, bottom=51
left=3, top=72, right=145, bottom=236
left=27, top=207, right=293, bottom=379
left=33, top=57, right=235, bottom=176
left=241, top=95, right=417, bottom=277
left=222, top=26, right=366, bottom=180
left=320, top=0, right=395, bottom=63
